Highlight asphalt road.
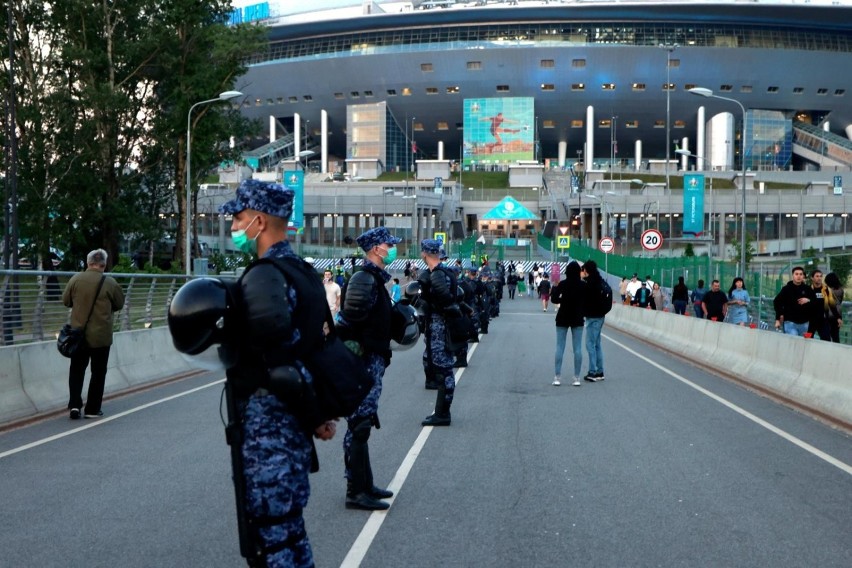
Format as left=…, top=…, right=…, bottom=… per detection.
left=2, top=296, right=850, bottom=568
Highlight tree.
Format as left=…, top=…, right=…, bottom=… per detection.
left=684, top=243, right=695, bottom=257
left=729, top=235, right=755, bottom=267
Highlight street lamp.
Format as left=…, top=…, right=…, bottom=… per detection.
left=660, top=44, right=678, bottom=198
left=689, top=87, right=747, bottom=278
left=185, top=89, right=243, bottom=275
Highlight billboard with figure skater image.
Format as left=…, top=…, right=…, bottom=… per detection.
left=463, top=97, right=534, bottom=167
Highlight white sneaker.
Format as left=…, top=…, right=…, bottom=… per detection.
left=572, top=378, right=581, bottom=387
left=552, top=376, right=561, bottom=386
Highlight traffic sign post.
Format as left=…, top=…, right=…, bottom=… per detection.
left=557, top=235, right=570, bottom=249
left=599, top=237, right=615, bottom=275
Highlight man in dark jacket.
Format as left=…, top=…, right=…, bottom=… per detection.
left=702, top=280, right=728, bottom=321
left=773, top=266, right=817, bottom=336
left=633, top=281, right=655, bottom=309
left=550, top=261, right=585, bottom=386
left=580, top=260, right=608, bottom=382
left=337, top=227, right=401, bottom=510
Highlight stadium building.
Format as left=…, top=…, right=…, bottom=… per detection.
left=198, top=0, right=852, bottom=259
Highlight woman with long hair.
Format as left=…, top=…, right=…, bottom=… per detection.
left=550, top=262, right=585, bottom=387
left=727, top=277, right=750, bottom=326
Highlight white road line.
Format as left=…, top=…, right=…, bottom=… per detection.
left=339, top=338, right=480, bottom=568
left=0, top=379, right=224, bottom=460
left=602, top=333, right=852, bottom=476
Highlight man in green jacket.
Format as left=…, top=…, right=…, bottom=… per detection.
left=62, top=249, right=125, bottom=419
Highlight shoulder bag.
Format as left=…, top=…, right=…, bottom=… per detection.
left=57, top=275, right=105, bottom=358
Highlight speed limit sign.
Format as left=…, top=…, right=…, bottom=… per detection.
left=641, top=229, right=664, bottom=251
left=599, top=237, right=615, bottom=254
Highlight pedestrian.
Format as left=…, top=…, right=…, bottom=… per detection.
left=773, top=266, right=817, bottom=336
left=626, top=273, right=641, bottom=304
left=808, top=269, right=841, bottom=341
left=550, top=262, right=561, bottom=285
left=633, top=281, right=654, bottom=309
left=62, top=249, right=125, bottom=420
left=702, top=279, right=728, bottom=322
left=651, top=282, right=666, bottom=311
left=404, top=261, right=412, bottom=281
left=538, top=272, right=552, bottom=311
left=619, top=276, right=629, bottom=304
left=506, top=270, right=519, bottom=299
left=581, top=260, right=609, bottom=382
left=527, top=269, right=535, bottom=297
left=824, top=272, right=845, bottom=343
left=323, top=269, right=342, bottom=319
left=389, top=277, right=401, bottom=304
left=337, top=226, right=401, bottom=511
left=551, top=261, right=585, bottom=387
left=726, top=277, right=751, bottom=325
left=691, top=279, right=708, bottom=318
left=672, top=276, right=689, bottom=315
left=419, top=239, right=459, bottom=426
left=534, top=271, right=543, bottom=299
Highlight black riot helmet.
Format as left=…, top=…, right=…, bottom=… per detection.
left=168, top=278, right=235, bottom=355
left=389, top=302, right=421, bottom=351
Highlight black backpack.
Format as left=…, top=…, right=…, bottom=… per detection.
left=599, top=280, right=614, bottom=314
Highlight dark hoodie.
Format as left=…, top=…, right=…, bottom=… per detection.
left=551, top=262, right=586, bottom=328
left=773, top=280, right=817, bottom=324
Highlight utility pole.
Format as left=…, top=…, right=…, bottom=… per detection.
left=4, top=0, right=19, bottom=269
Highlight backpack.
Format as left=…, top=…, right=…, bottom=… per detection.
left=599, top=280, right=614, bottom=314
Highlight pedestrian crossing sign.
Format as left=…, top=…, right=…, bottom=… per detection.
left=434, top=232, right=447, bottom=243
left=557, top=236, right=570, bottom=249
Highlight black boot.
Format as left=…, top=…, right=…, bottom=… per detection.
left=365, top=451, right=393, bottom=500
left=346, top=436, right=389, bottom=510
left=422, top=384, right=451, bottom=426
left=424, top=370, right=440, bottom=390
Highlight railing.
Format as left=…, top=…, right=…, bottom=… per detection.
left=1, top=270, right=192, bottom=347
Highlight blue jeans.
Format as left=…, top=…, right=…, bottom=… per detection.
left=692, top=302, right=704, bottom=318
left=555, top=326, right=583, bottom=378
left=585, top=317, right=605, bottom=374
left=784, top=321, right=809, bottom=336
left=673, top=300, right=687, bottom=315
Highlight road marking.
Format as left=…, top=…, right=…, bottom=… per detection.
left=340, top=338, right=480, bottom=568
left=0, top=380, right=224, bottom=460
left=603, top=333, right=852, bottom=476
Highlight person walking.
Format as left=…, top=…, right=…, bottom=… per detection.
left=824, top=272, right=845, bottom=343
left=773, top=266, right=816, bottom=336
left=62, top=249, right=125, bottom=419
left=633, top=282, right=655, bottom=309
left=651, top=282, right=666, bottom=311
left=726, top=277, right=751, bottom=326
left=702, top=280, right=728, bottom=322
left=323, top=269, right=342, bottom=319
left=808, top=269, right=841, bottom=341
left=506, top=270, right=519, bottom=299
left=419, top=239, right=459, bottom=426
left=619, top=276, right=629, bottom=304
left=551, top=261, right=585, bottom=387
left=672, top=276, right=689, bottom=315
left=337, top=227, right=401, bottom=511
left=691, top=279, right=708, bottom=318
left=581, top=260, right=610, bottom=382
left=526, top=269, right=535, bottom=297
left=538, top=272, right=552, bottom=311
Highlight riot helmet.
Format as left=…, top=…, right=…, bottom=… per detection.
left=168, top=277, right=235, bottom=355
left=389, top=302, right=421, bottom=351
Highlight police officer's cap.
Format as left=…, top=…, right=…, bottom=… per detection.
left=421, top=239, right=442, bottom=255
left=356, top=227, right=401, bottom=252
left=219, top=179, right=294, bottom=219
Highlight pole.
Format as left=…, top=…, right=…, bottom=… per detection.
left=5, top=0, right=18, bottom=269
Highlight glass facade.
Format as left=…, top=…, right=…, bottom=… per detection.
left=346, top=102, right=418, bottom=173
left=744, top=110, right=793, bottom=171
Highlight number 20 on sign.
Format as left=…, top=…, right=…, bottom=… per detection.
left=641, top=229, right=663, bottom=251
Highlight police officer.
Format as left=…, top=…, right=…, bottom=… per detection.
left=221, top=180, right=337, bottom=567
left=419, top=239, right=458, bottom=426
left=336, top=227, right=401, bottom=510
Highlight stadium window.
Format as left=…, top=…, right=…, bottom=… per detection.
left=598, top=119, right=612, bottom=128
left=303, top=95, right=313, bottom=101
left=674, top=120, right=686, bottom=128
left=402, top=87, right=412, bottom=96
left=387, top=89, right=397, bottom=96
left=793, top=87, right=804, bottom=94
left=496, top=85, right=510, bottom=92
left=455, top=122, right=463, bottom=130
left=767, top=86, right=779, bottom=93
left=654, top=120, right=665, bottom=128
left=467, top=61, right=482, bottom=70
left=289, top=96, right=298, bottom=103
left=542, top=120, right=555, bottom=129
left=266, top=98, right=274, bottom=105
left=740, top=86, right=753, bottom=93
left=602, top=83, right=615, bottom=91
left=437, top=122, right=448, bottom=131
left=571, top=83, right=585, bottom=91
left=668, top=59, right=680, bottom=68
left=632, top=83, right=646, bottom=91
left=364, top=90, right=374, bottom=97
left=446, top=86, right=460, bottom=94
left=413, top=122, right=423, bottom=131
left=255, top=98, right=262, bottom=106
left=426, top=87, right=439, bottom=95
left=541, top=84, right=555, bottom=91
left=570, top=120, right=583, bottom=128
left=817, top=88, right=828, bottom=95
left=683, top=84, right=697, bottom=91
left=334, top=92, right=345, bottom=99
left=540, top=59, right=555, bottom=68
left=572, top=59, right=586, bottom=68
left=421, top=63, right=433, bottom=72
left=350, top=91, right=360, bottom=98
left=719, top=85, right=733, bottom=92
left=625, top=120, right=639, bottom=128
left=662, top=83, right=674, bottom=91
left=834, top=89, right=845, bottom=96
left=276, top=97, right=285, bottom=104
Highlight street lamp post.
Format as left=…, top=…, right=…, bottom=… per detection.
left=689, top=87, right=747, bottom=278
left=661, top=44, right=678, bottom=198
left=185, top=90, right=242, bottom=275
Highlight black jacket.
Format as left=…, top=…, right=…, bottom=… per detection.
left=773, top=281, right=817, bottom=324
left=340, top=262, right=393, bottom=362
left=551, top=279, right=585, bottom=328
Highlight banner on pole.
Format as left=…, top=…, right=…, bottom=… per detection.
left=682, top=174, right=705, bottom=237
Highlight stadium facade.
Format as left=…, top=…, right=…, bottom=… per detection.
left=201, top=0, right=852, bottom=259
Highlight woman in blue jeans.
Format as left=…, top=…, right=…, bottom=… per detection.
left=550, top=262, right=586, bottom=386
left=581, top=260, right=608, bottom=382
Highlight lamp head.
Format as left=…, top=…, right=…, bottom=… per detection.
left=689, top=87, right=713, bottom=98
left=218, top=90, right=243, bottom=101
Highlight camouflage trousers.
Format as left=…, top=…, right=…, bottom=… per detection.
left=343, top=353, right=386, bottom=480
left=422, top=314, right=456, bottom=403
left=242, top=392, right=314, bottom=568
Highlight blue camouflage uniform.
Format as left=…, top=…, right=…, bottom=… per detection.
left=220, top=180, right=317, bottom=567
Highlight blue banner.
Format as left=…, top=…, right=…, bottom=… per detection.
left=282, top=170, right=304, bottom=229
left=683, top=174, right=705, bottom=237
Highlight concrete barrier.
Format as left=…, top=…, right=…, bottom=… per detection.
left=0, top=327, right=196, bottom=426
left=605, top=303, right=852, bottom=427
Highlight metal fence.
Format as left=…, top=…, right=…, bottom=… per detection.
left=1, top=270, right=192, bottom=347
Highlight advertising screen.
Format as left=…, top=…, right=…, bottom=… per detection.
left=463, top=98, right=534, bottom=167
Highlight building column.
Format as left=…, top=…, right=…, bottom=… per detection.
left=591, top=206, right=598, bottom=244
left=294, top=113, right=301, bottom=158
left=321, top=109, right=328, bottom=173
left=696, top=106, right=706, bottom=168
left=585, top=106, right=595, bottom=172
left=635, top=140, right=642, bottom=171
left=558, top=141, right=567, bottom=168
left=318, top=214, right=325, bottom=246
left=269, top=115, right=276, bottom=144
left=680, top=137, right=690, bottom=171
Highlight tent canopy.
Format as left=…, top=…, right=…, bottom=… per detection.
left=481, top=196, right=540, bottom=220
